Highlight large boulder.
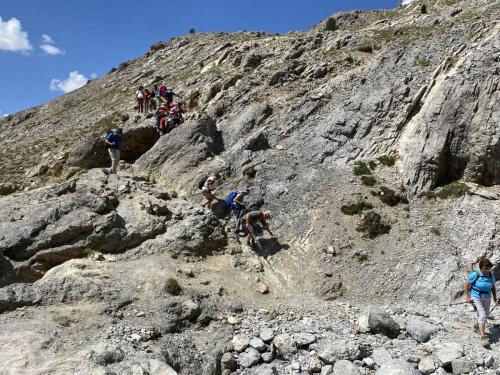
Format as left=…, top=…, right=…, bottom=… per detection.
left=375, top=359, right=420, bottom=375
left=435, top=343, right=463, bottom=366
left=367, top=311, right=400, bottom=338
left=318, top=340, right=371, bottom=364
left=406, top=318, right=439, bottom=343
left=333, top=360, right=361, bottom=375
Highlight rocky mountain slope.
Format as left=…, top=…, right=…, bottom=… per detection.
left=0, top=0, right=499, bottom=374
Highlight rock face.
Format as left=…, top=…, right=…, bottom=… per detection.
left=0, top=1, right=499, bottom=374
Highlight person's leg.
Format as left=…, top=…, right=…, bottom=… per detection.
left=473, top=298, right=490, bottom=341
left=115, top=149, right=120, bottom=174
left=108, top=148, right=117, bottom=174
left=207, top=192, right=215, bottom=209
left=202, top=191, right=210, bottom=207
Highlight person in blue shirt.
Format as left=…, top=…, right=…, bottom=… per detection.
left=104, top=128, right=123, bottom=174
left=464, top=257, right=498, bottom=347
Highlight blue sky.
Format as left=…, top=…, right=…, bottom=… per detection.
left=0, top=0, right=397, bottom=115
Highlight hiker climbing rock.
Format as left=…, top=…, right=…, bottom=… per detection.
left=143, top=88, right=152, bottom=113
left=136, top=86, right=145, bottom=113
left=155, top=105, right=169, bottom=135
left=104, top=128, right=123, bottom=174
left=201, top=172, right=222, bottom=209
left=225, top=187, right=250, bottom=230
left=464, top=257, right=498, bottom=348
left=242, top=210, right=273, bottom=247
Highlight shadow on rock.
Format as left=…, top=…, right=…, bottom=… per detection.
left=255, top=238, right=289, bottom=258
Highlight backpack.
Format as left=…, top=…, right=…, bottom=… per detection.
left=471, top=271, right=494, bottom=296
left=225, top=191, right=238, bottom=207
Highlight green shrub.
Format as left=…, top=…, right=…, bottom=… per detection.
left=419, top=182, right=469, bottom=200
left=361, top=175, right=376, bottom=187
left=357, top=44, right=373, bottom=53
left=436, top=182, right=469, bottom=199
left=421, top=4, right=428, bottom=14
left=52, top=313, right=72, bottom=327
left=325, top=18, right=337, bottom=31
left=376, top=186, right=409, bottom=206
left=353, top=161, right=371, bottom=176
left=356, top=211, right=391, bottom=239
left=430, top=227, right=441, bottom=236
left=94, top=111, right=121, bottom=132
left=368, top=160, right=377, bottom=170
left=417, top=58, right=430, bottom=67
left=418, top=191, right=437, bottom=199
left=341, top=201, right=373, bottom=215
left=164, top=277, right=182, bottom=295
left=377, top=155, right=396, bottom=167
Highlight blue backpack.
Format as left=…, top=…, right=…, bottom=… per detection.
left=225, top=191, right=238, bottom=207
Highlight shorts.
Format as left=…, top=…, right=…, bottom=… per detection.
left=472, top=297, right=491, bottom=324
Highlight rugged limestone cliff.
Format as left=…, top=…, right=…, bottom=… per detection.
left=0, top=0, right=499, bottom=374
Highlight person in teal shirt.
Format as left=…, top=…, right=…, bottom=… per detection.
left=464, top=257, right=498, bottom=348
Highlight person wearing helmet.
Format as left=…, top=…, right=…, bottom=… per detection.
left=201, top=172, right=222, bottom=209
left=242, top=210, right=273, bottom=247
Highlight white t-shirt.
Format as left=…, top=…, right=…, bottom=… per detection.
left=136, top=90, right=144, bottom=99
left=202, top=176, right=218, bottom=192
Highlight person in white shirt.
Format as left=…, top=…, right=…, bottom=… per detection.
left=136, top=86, right=145, bottom=113
left=201, top=172, right=221, bottom=209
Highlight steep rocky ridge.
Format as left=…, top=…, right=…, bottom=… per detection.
left=0, top=0, right=500, bottom=373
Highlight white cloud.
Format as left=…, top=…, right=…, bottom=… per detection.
left=402, top=0, right=416, bottom=4
left=40, top=34, right=64, bottom=55
left=40, top=44, right=64, bottom=55
left=90, top=73, right=98, bottom=79
left=49, top=71, right=88, bottom=93
left=41, top=34, right=54, bottom=44
left=0, top=17, right=32, bottom=53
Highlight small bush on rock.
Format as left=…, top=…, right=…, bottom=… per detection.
left=353, top=161, right=371, bottom=176
left=357, top=211, right=391, bottom=239
left=325, top=18, right=337, bottom=31
left=357, top=44, right=373, bottom=53
left=369, top=160, right=377, bottom=170
left=417, top=58, right=430, bottom=67
left=341, top=201, right=373, bottom=215
left=436, top=182, right=469, bottom=199
left=418, top=191, right=437, bottom=199
left=376, top=186, right=409, bottom=206
left=164, top=277, right=182, bottom=295
left=361, top=175, right=376, bottom=187
left=377, top=155, right=396, bottom=167
left=431, top=227, right=441, bottom=236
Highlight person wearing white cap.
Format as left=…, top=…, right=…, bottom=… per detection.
left=242, top=210, right=273, bottom=247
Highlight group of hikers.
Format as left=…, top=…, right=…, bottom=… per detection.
left=135, top=83, right=184, bottom=135
left=103, top=82, right=500, bottom=349
left=200, top=171, right=273, bottom=248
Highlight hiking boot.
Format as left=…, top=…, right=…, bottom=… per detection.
left=481, top=336, right=490, bottom=348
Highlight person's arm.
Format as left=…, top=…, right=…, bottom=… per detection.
left=246, top=217, right=257, bottom=241
left=233, top=193, right=245, bottom=207
left=105, top=135, right=115, bottom=147
left=261, top=219, right=273, bottom=236
left=464, top=279, right=472, bottom=303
